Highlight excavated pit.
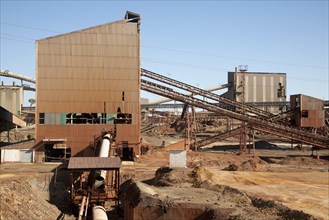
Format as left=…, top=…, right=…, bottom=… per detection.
left=122, top=167, right=316, bottom=220
left=0, top=172, right=74, bottom=220
left=0, top=162, right=80, bottom=220
left=1, top=147, right=328, bottom=219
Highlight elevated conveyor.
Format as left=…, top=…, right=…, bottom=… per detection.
left=141, top=68, right=274, bottom=119
left=141, top=72, right=329, bottom=148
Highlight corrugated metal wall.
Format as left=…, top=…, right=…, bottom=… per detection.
left=226, top=72, right=286, bottom=114
left=290, top=94, right=325, bottom=128
left=36, top=19, right=141, bottom=156
left=0, top=87, right=23, bottom=116
left=1, top=149, right=34, bottom=163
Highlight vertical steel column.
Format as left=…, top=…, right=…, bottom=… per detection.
left=237, top=67, right=247, bottom=153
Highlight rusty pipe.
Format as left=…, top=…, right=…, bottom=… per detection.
left=78, top=196, right=86, bottom=220
left=92, top=206, right=108, bottom=220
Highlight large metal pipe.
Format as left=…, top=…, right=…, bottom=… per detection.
left=84, top=194, right=90, bottom=220
left=78, top=196, right=87, bottom=220
left=98, top=134, right=111, bottom=157
left=0, top=69, right=36, bottom=84
left=92, top=206, right=108, bottom=220
left=94, top=134, right=112, bottom=189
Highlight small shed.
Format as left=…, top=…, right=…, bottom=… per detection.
left=0, top=140, right=35, bottom=163
left=169, top=150, right=186, bottom=168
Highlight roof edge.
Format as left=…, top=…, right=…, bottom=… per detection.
left=36, top=19, right=127, bottom=42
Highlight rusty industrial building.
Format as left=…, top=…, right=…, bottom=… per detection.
left=290, top=94, right=325, bottom=128
left=223, top=69, right=286, bottom=114
left=35, top=12, right=141, bottom=162
left=1, top=10, right=329, bottom=220
left=0, top=78, right=30, bottom=137
left=0, top=84, right=24, bottom=117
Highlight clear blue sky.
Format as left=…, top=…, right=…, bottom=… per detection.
left=1, top=1, right=328, bottom=106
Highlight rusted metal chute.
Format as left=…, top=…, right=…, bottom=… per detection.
left=68, top=131, right=121, bottom=219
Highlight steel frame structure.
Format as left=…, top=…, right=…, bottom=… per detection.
left=141, top=69, right=329, bottom=148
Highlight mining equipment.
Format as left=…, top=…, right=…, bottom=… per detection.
left=140, top=69, right=329, bottom=149
left=67, top=130, right=120, bottom=220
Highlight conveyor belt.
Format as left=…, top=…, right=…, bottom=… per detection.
left=141, top=68, right=274, bottom=119
left=142, top=102, right=288, bottom=109
left=141, top=79, right=329, bottom=148
left=142, top=69, right=321, bottom=127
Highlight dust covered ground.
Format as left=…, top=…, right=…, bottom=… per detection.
left=0, top=163, right=75, bottom=220
left=122, top=138, right=329, bottom=220
left=0, top=138, right=328, bottom=219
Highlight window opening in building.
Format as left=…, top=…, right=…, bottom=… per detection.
left=39, top=113, right=45, bottom=124
left=38, top=112, right=131, bottom=125
left=44, top=144, right=71, bottom=162
left=122, top=91, right=125, bottom=102
left=301, top=110, right=309, bottom=118
left=115, top=113, right=132, bottom=124
left=66, top=113, right=105, bottom=124
left=277, top=83, right=285, bottom=98
left=121, top=141, right=133, bottom=161
left=295, top=97, right=300, bottom=108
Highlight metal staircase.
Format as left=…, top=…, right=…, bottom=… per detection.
left=141, top=69, right=329, bottom=148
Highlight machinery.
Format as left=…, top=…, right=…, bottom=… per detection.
left=140, top=69, right=329, bottom=149
left=67, top=130, right=121, bottom=220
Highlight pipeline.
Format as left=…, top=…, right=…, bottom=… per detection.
left=94, top=134, right=112, bottom=189
left=92, top=134, right=112, bottom=219
left=0, top=69, right=36, bottom=83
left=92, top=206, right=108, bottom=220
left=78, top=196, right=87, bottom=220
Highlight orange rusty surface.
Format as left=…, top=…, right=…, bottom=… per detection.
left=35, top=19, right=141, bottom=156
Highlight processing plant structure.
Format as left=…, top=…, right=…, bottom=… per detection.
left=0, top=10, right=329, bottom=220
left=34, top=11, right=141, bottom=163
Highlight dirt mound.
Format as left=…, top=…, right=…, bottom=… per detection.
left=224, top=158, right=269, bottom=172
left=197, top=180, right=252, bottom=204
left=250, top=197, right=315, bottom=220
left=153, top=167, right=194, bottom=186
left=0, top=175, right=64, bottom=220
left=194, top=179, right=315, bottom=219
left=125, top=179, right=315, bottom=220
left=188, top=151, right=243, bottom=168
left=140, top=138, right=154, bottom=155
left=142, top=149, right=169, bottom=161
left=279, top=156, right=328, bottom=166
left=141, top=138, right=153, bottom=147
left=188, top=152, right=270, bottom=172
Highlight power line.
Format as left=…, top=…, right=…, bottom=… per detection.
left=1, top=22, right=60, bottom=34
left=142, top=57, right=229, bottom=72
left=1, top=36, right=327, bottom=83
left=142, top=45, right=328, bottom=69
left=2, top=21, right=327, bottom=69
left=1, top=26, right=327, bottom=82
left=0, top=36, right=34, bottom=44
left=1, top=33, right=35, bottom=41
